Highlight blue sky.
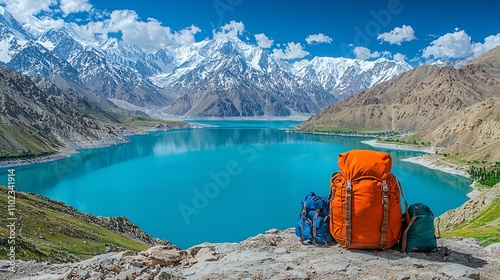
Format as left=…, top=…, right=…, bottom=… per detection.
left=1, top=0, right=499, bottom=66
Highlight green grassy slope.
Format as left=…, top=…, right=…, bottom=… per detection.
left=441, top=198, right=500, bottom=246
left=0, top=185, right=148, bottom=263
left=0, top=121, right=61, bottom=159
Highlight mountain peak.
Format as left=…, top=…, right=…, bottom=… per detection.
left=0, top=6, right=13, bottom=21
left=469, top=45, right=500, bottom=67
left=0, top=6, right=32, bottom=41
left=101, top=37, right=120, bottom=50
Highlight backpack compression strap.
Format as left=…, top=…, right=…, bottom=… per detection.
left=397, top=178, right=410, bottom=223
left=330, top=172, right=338, bottom=239
left=312, top=209, right=320, bottom=245
left=345, top=179, right=353, bottom=247
left=300, top=204, right=324, bottom=246
left=379, top=180, right=389, bottom=249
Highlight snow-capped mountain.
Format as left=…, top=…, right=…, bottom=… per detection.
left=0, top=6, right=32, bottom=63
left=293, top=56, right=412, bottom=99
left=151, top=38, right=337, bottom=116
left=0, top=8, right=412, bottom=117
left=1, top=14, right=171, bottom=107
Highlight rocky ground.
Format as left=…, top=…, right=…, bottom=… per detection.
left=1, top=228, right=499, bottom=280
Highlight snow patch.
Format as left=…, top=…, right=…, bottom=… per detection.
left=0, top=38, right=13, bottom=62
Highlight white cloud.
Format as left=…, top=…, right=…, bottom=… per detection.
left=422, top=30, right=500, bottom=61
left=353, top=46, right=380, bottom=60
left=72, top=9, right=200, bottom=51
left=471, top=33, right=500, bottom=57
left=393, top=53, right=406, bottom=62
left=1, top=0, right=92, bottom=21
left=422, top=30, right=472, bottom=59
left=381, top=51, right=391, bottom=57
left=33, top=16, right=65, bottom=30
left=59, top=0, right=92, bottom=16
left=254, top=33, right=273, bottom=48
left=1, top=0, right=55, bottom=21
left=272, top=42, right=309, bottom=60
left=305, top=33, right=332, bottom=45
left=1, top=1, right=199, bottom=51
left=1, top=0, right=91, bottom=31
left=212, top=20, right=244, bottom=40
left=377, top=25, right=416, bottom=45
left=1, top=0, right=58, bottom=30
left=175, top=25, right=202, bottom=46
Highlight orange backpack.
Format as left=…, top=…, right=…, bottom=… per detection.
left=330, top=150, right=403, bottom=249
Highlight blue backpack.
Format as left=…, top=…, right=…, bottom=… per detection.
left=295, top=192, right=334, bottom=245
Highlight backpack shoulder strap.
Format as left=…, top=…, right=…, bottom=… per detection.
left=395, top=176, right=410, bottom=222
left=396, top=176, right=412, bottom=252
left=401, top=215, right=417, bottom=253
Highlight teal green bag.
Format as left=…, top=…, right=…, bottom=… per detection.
left=401, top=203, right=438, bottom=253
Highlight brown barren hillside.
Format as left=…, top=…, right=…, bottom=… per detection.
left=410, top=97, right=500, bottom=162
left=300, top=46, right=500, bottom=132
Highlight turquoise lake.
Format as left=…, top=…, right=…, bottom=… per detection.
left=0, top=120, right=471, bottom=248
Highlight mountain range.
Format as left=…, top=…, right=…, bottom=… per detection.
left=300, top=46, right=500, bottom=162
left=0, top=8, right=411, bottom=117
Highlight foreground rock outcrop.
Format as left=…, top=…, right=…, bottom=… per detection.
left=2, top=228, right=499, bottom=280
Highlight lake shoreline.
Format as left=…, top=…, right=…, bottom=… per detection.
left=401, top=155, right=479, bottom=199
left=291, top=130, right=377, bottom=138
left=0, top=122, right=203, bottom=169
left=361, top=139, right=437, bottom=153
left=0, top=136, right=131, bottom=169
left=360, top=139, right=478, bottom=198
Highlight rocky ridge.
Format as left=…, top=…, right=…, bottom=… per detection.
left=0, top=66, right=127, bottom=159
left=0, top=67, right=156, bottom=161
left=2, top=229, right=499, bottom=280
left=410, top=97, right=500, bottom=162
left=0, top=66, right=194, bottom=163
left=15, top=190, right=171, bottom=248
